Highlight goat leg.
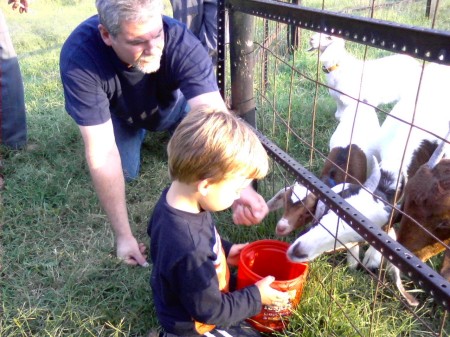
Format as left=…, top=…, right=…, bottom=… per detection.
left=387, top=263, right=419, bottom=306
left=440, top=249, right=450, bottom=281
left=346, top=244, right=360, bottom=270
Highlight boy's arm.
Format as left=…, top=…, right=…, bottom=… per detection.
left=177, top=254, right=261, bottom=326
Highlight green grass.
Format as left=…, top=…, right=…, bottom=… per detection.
left=1, top=1, right=449, bottom=336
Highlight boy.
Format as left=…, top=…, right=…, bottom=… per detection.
left=148, top=106, right=289, bottom=337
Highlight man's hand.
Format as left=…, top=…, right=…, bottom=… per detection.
left=232, top=185, right=269, bottom=225
left=116, top=234, right=149, bottom=267
left=8, top=0, right=28, bottom=13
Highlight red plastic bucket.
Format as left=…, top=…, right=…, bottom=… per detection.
left=236, top=240, right=309, bottom=333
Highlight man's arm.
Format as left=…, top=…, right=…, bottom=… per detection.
left=231, top=185, right=269, bottom=225
left=79, top=120, right=148, bottom=266
left=187, top=91, right=227, bottom=111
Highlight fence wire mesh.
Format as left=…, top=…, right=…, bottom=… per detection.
left=220, top=0, right=450, bottom=336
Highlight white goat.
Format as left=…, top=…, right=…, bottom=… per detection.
left=309, top=33, right=423, bottom=120
left=286, top=157, right=385, bottom=270
left=286, top=159, right=420, bottom=306
left=329, top=103, right=380, bottom=173
left=375, top=62, right=450, bottom=190
left=360, top=65, right=450, bottom=279
left=287, top=62, right=450, bottom=307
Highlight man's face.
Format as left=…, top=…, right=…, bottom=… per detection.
left=99, top=16, right=165, bottom=74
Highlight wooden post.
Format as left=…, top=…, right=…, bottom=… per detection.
left=425, top=0, right=438, bottom=18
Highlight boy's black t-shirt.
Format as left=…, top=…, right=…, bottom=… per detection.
left=148, top=188, right=261, bottom=336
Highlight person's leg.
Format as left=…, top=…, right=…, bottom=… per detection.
left=157, top=321, right=264, bottom=337
left=213, top=321, right=263, bottom=337
left=111, top=114, right=146, bottom=181
left=157, top=321, right=262, bottom=337
left=155, top=89, right=189, bottom=134
left=0, top=10, right=27, bottom=149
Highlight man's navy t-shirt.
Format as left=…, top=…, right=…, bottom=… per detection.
left=60, top=15, right=218, bottom=130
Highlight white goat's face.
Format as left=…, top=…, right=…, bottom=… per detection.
left=308, top=33, right=343, bottom=52
left=287, top=188, right=390, bottom=263
left=287, top=213, right=360, bottom=263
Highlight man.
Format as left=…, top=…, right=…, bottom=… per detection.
left=170, top=0, right=218, bottom=64
left=60, top=0, right=268, bottom=267
left=0, top=0, right=28, bottom=149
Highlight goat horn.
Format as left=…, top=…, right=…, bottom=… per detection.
left=426, top=121, right=450, bottom=169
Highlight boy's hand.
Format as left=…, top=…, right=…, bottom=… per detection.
left=226, top=243, right=248, bottom=266
left=232, top=185, right=269, bottom=225
left=255, top=276, right=290, bottom=307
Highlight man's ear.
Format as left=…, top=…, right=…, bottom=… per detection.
left=98, top=24, right=113, bottom=46
left=197, top=179, right=211, bottom=197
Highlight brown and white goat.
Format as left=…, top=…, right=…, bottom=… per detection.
left=396, top=133, right=450, bottom=281
left=286, top=156, right=423, bottom=306
left=286, top=157, right=388, bottom=269
left=267, top=104, right=379, bottom=237
left=267, top=144, right=367, bottom=236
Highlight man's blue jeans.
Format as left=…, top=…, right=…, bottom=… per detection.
left=111, top=90, right=188, bottom=181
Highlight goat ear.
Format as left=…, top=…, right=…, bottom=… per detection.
left=314, top=200, right=328, bottom=220
left=267, top=186, right=289, bottom=211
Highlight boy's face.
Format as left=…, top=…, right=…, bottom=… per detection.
left=199, top=175, right=253, bottom=212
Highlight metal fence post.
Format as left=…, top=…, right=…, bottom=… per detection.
left=228, top=7, right=256, bottom=126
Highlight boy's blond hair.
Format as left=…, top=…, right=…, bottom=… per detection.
left=167, top=106, right=269, bottom=184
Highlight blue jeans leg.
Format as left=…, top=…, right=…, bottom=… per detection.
left=111, top=114, right=147, bottom=181
left=0, top=11, right=27, bottom=149
left=154, top=89, right=189, bottom=133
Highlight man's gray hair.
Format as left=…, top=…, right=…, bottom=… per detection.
left=96, top=0, right=164, bottom=37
